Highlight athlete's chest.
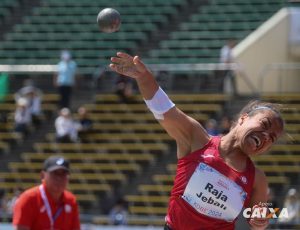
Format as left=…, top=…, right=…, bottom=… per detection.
left=181, top=156, right=249, bottom=222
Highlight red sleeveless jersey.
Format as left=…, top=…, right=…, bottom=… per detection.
left=166, top=136, right=255, bottom=230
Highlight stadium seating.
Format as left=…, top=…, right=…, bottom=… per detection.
left=1, top=93, right=58, bottom=117
left=0, top=93, right=59, bottom=154
left=0, top=0, right=20, bottom=24
left=94, top=93, right=230, bottom=103
left=0, top=0, right=284, bottom=70
left=0, top=92, right=228, bottom=216
left=144, top=0, right=283, bottom=64
left=0, top=0, right=191, bottom=73
left=92, top=214, right=165, bottom=226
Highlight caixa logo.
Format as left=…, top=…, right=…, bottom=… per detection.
left=243, top=207, right=288, bottom=219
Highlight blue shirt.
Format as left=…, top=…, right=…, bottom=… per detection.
left=57, top=60, right=77, bottom=86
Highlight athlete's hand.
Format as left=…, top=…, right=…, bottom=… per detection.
left=248, top=205, right=269, bottom=230
left=249, top=217, right=269, bottom=230
left=109, top=52, right=149, bottom=79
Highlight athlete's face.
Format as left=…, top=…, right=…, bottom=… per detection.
left=237, top=110, right=283, bottom=156
left=43, top=169, right=69, bottom=194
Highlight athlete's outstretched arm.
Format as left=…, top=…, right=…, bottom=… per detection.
left=110, top=52, right=210, bottom=158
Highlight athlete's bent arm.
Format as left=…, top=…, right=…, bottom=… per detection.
left=110, top=52, right=210, bottom=159
left=248, top=168, right=269, bottom=230
left=160, top=108, right=210, bottom=158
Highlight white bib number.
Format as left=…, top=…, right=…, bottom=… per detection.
left=182, top=163, right=247, bottom=221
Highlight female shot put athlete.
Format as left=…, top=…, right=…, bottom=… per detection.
left=110, top=52, right=284, bottom=230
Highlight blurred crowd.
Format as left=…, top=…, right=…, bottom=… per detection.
left=204, top=115, right=232, bottom=136
left=11, top=80, right=94, bottom=143
left=7, top=50, right=95, bottom=143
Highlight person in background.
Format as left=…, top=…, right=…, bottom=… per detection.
left=76, top=106, right=93, bottom=140
left=14, top=97, right=31, bottom=137
left=219, top=115, right=232, bottom=135
left=15, top=79, right=42, bottom=127
left=220, top=39, right=236, bottom=64
left=6, top=187, right=24, bottom=220
left=218, top=39, right=237, bottom=95
left=115, top=75, right=133, bottom=103
left=109, top=198, right=128, bottom=226
left=54, top=50, right=77, bottom=109
left=55, top=108, right=78, bottom=143
left=13, top=156, right=81, bottom=230
left=0, top=189, right=9, bottom=222
left=204, top=118, right=219, bottom=136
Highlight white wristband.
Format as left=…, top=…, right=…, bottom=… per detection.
left=144, top=87, right=175, bottom=120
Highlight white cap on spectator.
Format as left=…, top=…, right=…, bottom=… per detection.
left=61, top=108, right=71, bottom=116
left=17, top=97, right=28, bottom=107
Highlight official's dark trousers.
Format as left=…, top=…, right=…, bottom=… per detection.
left=58, top=85, right=72, bottom=108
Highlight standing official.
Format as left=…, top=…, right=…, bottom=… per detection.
left=13, top=156, right=81, bottom=230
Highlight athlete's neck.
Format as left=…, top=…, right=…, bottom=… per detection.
left=219, top=134, right=242, bottom=156
left=219, top=135, right=248, bottom=172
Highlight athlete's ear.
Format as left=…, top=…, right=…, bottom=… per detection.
left=238, top=113, right=249, bottom=125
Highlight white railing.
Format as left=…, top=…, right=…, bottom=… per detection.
left=0, top=65, right=57, bottom=73
left=0, top=63, right=257, bottom=93
left=0, top=63, right=239, bottom=73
